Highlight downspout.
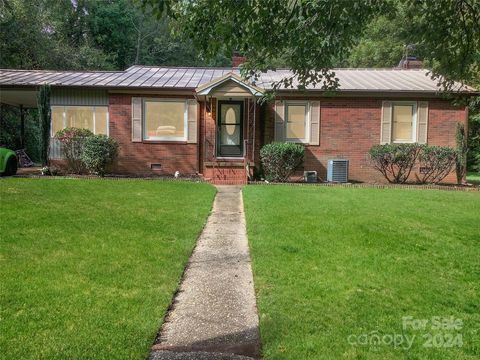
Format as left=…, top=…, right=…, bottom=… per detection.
left=20, top=104, right=25, bottom=149
left=252, top=98, right=256, bottom=164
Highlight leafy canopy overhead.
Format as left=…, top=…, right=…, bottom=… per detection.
left=144, top=0, right=480, bottom=91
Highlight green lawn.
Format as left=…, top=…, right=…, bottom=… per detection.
left=243, top=185, right=480, bottom=360
left=0, top=178, right=215, bottom=360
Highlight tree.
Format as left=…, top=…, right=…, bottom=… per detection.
left=348, top=13, right=406, bottom=68
left=0, top=0, right=112, bottom=70
left=38, top=84, right=51, bottom=167
left=145, top=0, right=387, bottom=91
left=144, top=0, right=480, bottom=92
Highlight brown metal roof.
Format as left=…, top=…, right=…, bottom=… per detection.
left=0, top=66, right=476, bottom=93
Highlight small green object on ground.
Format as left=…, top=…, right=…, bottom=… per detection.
left=243, top=185, right=480, bottom=359
left=0, top=147, right=18, bottom=175
left=0, top=179, right=215, bottom=360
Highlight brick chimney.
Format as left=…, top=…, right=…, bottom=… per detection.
left=232, top=52, right=247, bottom=67
left=398, top=56, right=424, bottom=69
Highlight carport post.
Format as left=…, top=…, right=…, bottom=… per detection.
left=20, top=104, right=25, bottom=148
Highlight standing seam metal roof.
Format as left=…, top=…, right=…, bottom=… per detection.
left=0, top=65, right=476, bottom=93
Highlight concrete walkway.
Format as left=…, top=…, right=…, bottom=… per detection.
left=150, top=186, right=261, bottom=360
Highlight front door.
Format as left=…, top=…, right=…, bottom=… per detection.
left=217, top=100, right=243, bottom=157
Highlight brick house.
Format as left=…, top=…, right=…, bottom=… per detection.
left=0, top=64, right=475, bottom=184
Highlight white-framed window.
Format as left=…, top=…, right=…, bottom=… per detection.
left=51, top=105, right=109, bottom=136
left=143, top=99, right=188, bottom=141
left=392, top=102, right=417, bottom=143
left=285, top=101, right=309, bottom=143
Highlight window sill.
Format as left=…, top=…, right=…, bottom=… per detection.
left=286, top=139, right=308, bottom=144
left=142, top=140, right=188, bottom=144
left=216, top=156, right=245, bottom=160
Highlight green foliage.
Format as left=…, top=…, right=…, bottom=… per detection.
left=472, top=153, right=480, bottom=174
left=348, top=15, right=405, bottom=68
left=81, top=135, right=119, bottom=176
left=0, top=106, right=42, bottom=163
left=455, top=122, right=468, bottom=183
left=369, top=143, right=422, bottom=183
left=0, top=105, right=20, bottom=149
left=145, top=0, right=387, bottom=91
left=417, top=146, right=456, bottom=184
left=402, top=0, right=480, bottom=89
left=37, top=84, right=51, bottom=167
left=145, top=0, right=479, bottom=91
left=243, top=185, right=480, bottom=359
left=54, top=127, right=93, bottom=174
left=0, top=0, right=230, bottom=71
left=468, top=95, right=480, bottom=173
left=0, top=0, right=111, bottom=70
left=260, top=143, right=304, bottom=182
left=1, top=179, right=215, bottom=360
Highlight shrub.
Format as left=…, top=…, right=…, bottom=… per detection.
left=260, top=142, right=304, bottom=182
left=473, top=152, right=480, bottom=174
left=81, top=135, right=118, bottom=176
left=54, top=127, right=93, bottom=173
left=417, top=146, right=456, bottom=184
left=369, top=143, right=422, bottom=183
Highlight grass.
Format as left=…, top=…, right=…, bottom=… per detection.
left=243, top=185, right=480, bottom=360
left=467, top=172, right=480, bottom=186
left=0, top=178, right=215, bottom=360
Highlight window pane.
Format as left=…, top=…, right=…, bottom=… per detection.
left=392, top=105, right=414, bottom=141
left=145, top=101, right=185, bottom=140
left=66, top=106, right=94, bottom=132
left=51, top=106, right=64, bottom=136
left=95, top=107, right=108, bottom=135
left=287, top=105, right=306, bottom=139
left=221, top=104, right=241, bottom=143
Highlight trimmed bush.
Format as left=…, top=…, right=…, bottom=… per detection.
left=260, top=142, right=304, bottom=182
left=54, top=127, right=93, bottom=174
left=81, top=135, right=118, bottom=176
left=369, top=143, right=422, bottom=183
left=417, top=146, right=456, bottom=184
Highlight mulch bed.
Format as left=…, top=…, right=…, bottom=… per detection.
left=9, top=167, right=206, bottom=182
left=249, top=180, right=479, bottom=192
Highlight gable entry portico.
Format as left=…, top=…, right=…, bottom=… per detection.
left=195, top=73, right=263, bottom=184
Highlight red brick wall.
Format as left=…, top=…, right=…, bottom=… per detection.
left=109, top=94, right=198, bottom=176
left=262, top=97, right=467, bottom=184
left=108, top=93, right=466, bottom=183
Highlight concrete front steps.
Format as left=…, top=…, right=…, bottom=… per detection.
left=202, top=161, right=253, bottom=185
